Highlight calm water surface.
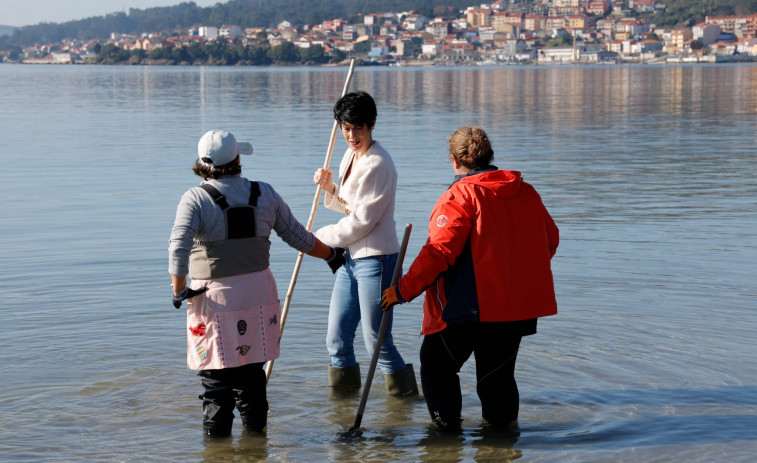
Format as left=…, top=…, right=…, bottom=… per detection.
left=1, top=63, right=756, bottom=462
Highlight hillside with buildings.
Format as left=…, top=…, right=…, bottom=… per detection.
left=3, top=0, right=757, bottom=65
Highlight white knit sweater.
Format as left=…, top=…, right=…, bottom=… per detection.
left=315, top=140, right=400, bottom=258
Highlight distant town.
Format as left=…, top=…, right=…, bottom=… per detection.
left=5, top=0, right=757, bottom=66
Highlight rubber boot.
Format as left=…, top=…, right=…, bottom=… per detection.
left=328, top=364, right=361, bottom=390
left=385, top=363, right=419, bottom=397
left=203, top=424, right=232, bottom=437
left=241, top=411, right=268, bottom=434
left=429, top=408, right=463, bottom=434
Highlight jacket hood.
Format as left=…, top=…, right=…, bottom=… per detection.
left=458, top=168, right=522, bottom=198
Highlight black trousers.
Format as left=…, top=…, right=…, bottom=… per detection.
left=420, top=322, right=523, bottom=429
left=197, top=362, right=268, bottom=435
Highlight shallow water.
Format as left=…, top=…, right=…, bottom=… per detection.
left=1, top=63, right=756, bottom=462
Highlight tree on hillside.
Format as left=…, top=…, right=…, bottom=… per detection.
left=267, top=41, right=299, bottom=63
left=299, top=44, right=330, bottom=64
left=647, top=0, right=757, bottom=26
left=96, top=43, right=130, bottom=64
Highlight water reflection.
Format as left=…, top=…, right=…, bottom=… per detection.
left=416, top=426, right=468, bottom=462
left=200, top=431, right=269, bottom=462
left=469, top=427, right=523, bottom=463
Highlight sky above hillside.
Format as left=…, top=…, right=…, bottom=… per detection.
left=2, top=0, right=223, bottom=27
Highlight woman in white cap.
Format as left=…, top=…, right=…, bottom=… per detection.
left=169, top=129, right=345, bottom=437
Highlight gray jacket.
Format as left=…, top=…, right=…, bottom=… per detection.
left=169, top=175, right=314, bottom=276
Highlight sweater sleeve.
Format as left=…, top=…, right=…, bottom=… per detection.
left=315, top=154, right=395, bottom=248
left=323, top=182, right=347, bottom=214
left=270, top=187, right=316, bottom=253
left=168, top=190, right=201, bottom=276
left=397, top=188, right=474, bottom=301
left=323, top=150, right=348, bottom=214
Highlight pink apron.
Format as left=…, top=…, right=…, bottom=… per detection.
left=185, top=269, right=281, bottom=370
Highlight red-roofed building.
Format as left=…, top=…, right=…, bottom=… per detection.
left=705, top=14, right=756, bottom=38
left=524, top=15, right=545, bottom=33
left=588, top=0, right=610, bottom=15
left=630, top=0, right=655, bottom=13
left=710, top=41, right=738, bottom=55
left=492, top=12, right=523, bottom=31
left=466, top=8, right=493, bottom=27
left=443, top=42, right=475, bottom=60
left=321, top=19, right=345, bottom=32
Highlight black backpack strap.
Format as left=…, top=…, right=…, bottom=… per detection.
left=249, top=181, right=260, bottom=207
left=199, top=183, right=230, bottom=211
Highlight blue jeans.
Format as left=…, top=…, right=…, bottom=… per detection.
left=326, top=252, right=407, bottom=374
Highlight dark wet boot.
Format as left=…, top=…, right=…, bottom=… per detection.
left=203, top=423, right=232, bottom=437
left=429, top=408, right=463, bottom=434
left=239, top=399, right=268, bottom=433
left=385, top=363, right=419, bottom=396
left=199, top=390, right=234, bottom=438
left=241, top=415, right=267, bottom=434
left=237, top=363, right=269, bottom=433
left=328, top=364, right=361, bottom=390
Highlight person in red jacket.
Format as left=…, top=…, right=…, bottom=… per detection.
left=382, top=126, right=559, bottom=432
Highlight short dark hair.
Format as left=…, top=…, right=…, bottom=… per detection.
left=333, top=91, right=377, bottom=130
left=192, top=155, right=242, bottom=180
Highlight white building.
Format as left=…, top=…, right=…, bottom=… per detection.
left=537, top=47, right=577, bottom=63
left=403, top=14, right=428, bottom=31
left=422, top=42, right=442, bottom=56
left=692, top=23, right=721, bottom=46
left=52, top=52, right=73, bottom=63
left=199, top=26, right=219, bottom=40
left=219, top=25, right=243, bottom=39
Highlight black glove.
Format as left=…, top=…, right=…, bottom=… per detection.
left=325, top=247, right=346, bottom=274
left=172, top=286, right=209, bottom=309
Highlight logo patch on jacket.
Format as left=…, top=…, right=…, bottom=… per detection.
left=237, top=320, right=247, bottom=335
left=436, top=215, right=448, bottom=227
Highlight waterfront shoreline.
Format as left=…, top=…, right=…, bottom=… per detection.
left=8, top=55, right=757, bottom=66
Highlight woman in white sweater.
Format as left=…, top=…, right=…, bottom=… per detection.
left=313, top=91, right=418, bottom=396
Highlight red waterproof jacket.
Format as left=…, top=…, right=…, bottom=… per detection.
left=397, top=169, right=559, bottom=335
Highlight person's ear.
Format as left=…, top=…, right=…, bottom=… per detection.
left=450, top=154, right=460, bottom=169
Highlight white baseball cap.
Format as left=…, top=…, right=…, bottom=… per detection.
left=197, top=130, right=253, bottom=168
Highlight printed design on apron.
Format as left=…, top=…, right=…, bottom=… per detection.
left=189, top=323, right=207, bottom=336
left=236, top=345, right=251, bottom=356
left=187, top=301, right=281, bottom=370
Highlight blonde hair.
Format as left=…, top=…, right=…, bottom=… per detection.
left=447, top=126, right=494, bottom=169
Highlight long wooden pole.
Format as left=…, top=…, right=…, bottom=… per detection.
left=349, top=223, right=413, bottom=432
left=265, top=59, right=356, bottom=382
